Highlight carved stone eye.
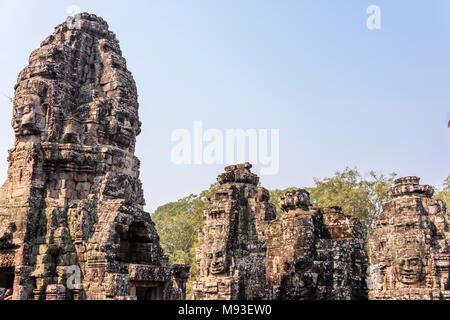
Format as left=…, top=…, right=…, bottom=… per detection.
left=409, top=259, right=418, bottom=266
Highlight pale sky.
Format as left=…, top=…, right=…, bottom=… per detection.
left=0, top=0, right=449, bottom=212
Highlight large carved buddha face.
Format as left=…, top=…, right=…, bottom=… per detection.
left=394, top=249, right=425, bottom=284
left=12, top=95, right=45, bottom=136
left=207, top=247, right=228, bottom=275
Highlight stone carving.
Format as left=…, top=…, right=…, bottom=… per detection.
left=193, top=163, right=276, bottom=300
left=0, top=13, right=188, bottom=300
left=266, top=190, right=368, bottom=300
left=1, top=11, right=448, bottom=302
left=194, top=168, right=368, bottom=300
left=369, top=177, right=450, bottom=300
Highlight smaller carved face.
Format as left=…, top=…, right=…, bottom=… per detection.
left=394, top=250, right=425, bottom=284
left=207, top=249, right=228, bottom=275
left=279, top=189, right=310, bottom=212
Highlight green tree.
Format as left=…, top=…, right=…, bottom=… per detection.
left=308, top=168, right=397, bottom=241
left=151, top=183, right=217, bottom=299
left=435, top=175, right=450, bottom=208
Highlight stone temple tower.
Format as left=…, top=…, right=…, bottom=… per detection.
left=193, top=163, right=276, bottom=300
left=266, top=189, right=368, bottom=300
left=0, top=13, right=188, bottom=300
left=369, top=177, right=450, bottom=300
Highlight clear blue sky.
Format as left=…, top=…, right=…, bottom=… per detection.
left=0, top=0, right=449, bottom=212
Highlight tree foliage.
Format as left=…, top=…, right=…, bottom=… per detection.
left=151, top=183, right=217, bottom=298
left=308, top=168, right=397, bottom=241
left=435, top=175, right=450, bottom=208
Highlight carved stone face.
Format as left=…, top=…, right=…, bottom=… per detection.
left=108, top=109, right=138, bottom=149
left=12, top=95, right=45, bottom=136
left=394, top=250, right=425, bottom=284
left=207, top=248, right=228, bottom=275
left=279, top=189, right=311, bottom=212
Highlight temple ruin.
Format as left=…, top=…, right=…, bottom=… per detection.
left=0, top=13, right=188, bottom=300
left=0, top=13, right=448, bottom=301
left=194, top=165, right=369, bottom=300
left=369, top=177, right=450, bottom=300
left=266, top=190, right=368, bottom=300
left=193, top=163, right=276, bottom=300
left=194, top=166, right=449, bottom=300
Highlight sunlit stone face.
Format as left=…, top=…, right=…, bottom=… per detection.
left=12, top=95, right=45, bottom=137
left=394, top=250, right=425, bottom=284
left=207, top=248, right=228, bottom=275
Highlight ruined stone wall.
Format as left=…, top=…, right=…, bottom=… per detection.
left=0, top=13, right=188, bottom=300
left=193, top=163, right=276, bottom=300
left=369, top=177, right=450, bottom=300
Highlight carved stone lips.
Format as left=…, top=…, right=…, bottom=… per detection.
left=210, top=265, right=224, bottom=274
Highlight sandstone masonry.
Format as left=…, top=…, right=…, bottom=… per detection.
left=194, top=165, right=369, bottom=300
left=193, top=163, right=276, bottom=300
left=0, top=13, right=188, bottom=300
left=369, top=177, right=450, bottom=300
left=0, top=13, right=448, bottom=301
left=266, top=190, right=368, bottom=300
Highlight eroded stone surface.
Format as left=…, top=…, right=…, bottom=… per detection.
left=369, top=177, right=450, bottom=300
left=194, top=167, right=368, bottom=300
left=266, top=190, right=368, bottom=300
left=0, top=13, right=188, bottom=300
left=193, top=163, right=276, bottom=300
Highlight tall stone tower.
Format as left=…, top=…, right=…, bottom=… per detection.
left=193, top=163, right=276, bottom=300
left=0, top=13, right=188, bottom=300
left=369, top=177, right=450, bottom=300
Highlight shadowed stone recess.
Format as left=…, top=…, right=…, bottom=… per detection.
left=0, top=13, right=188, bottom=300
